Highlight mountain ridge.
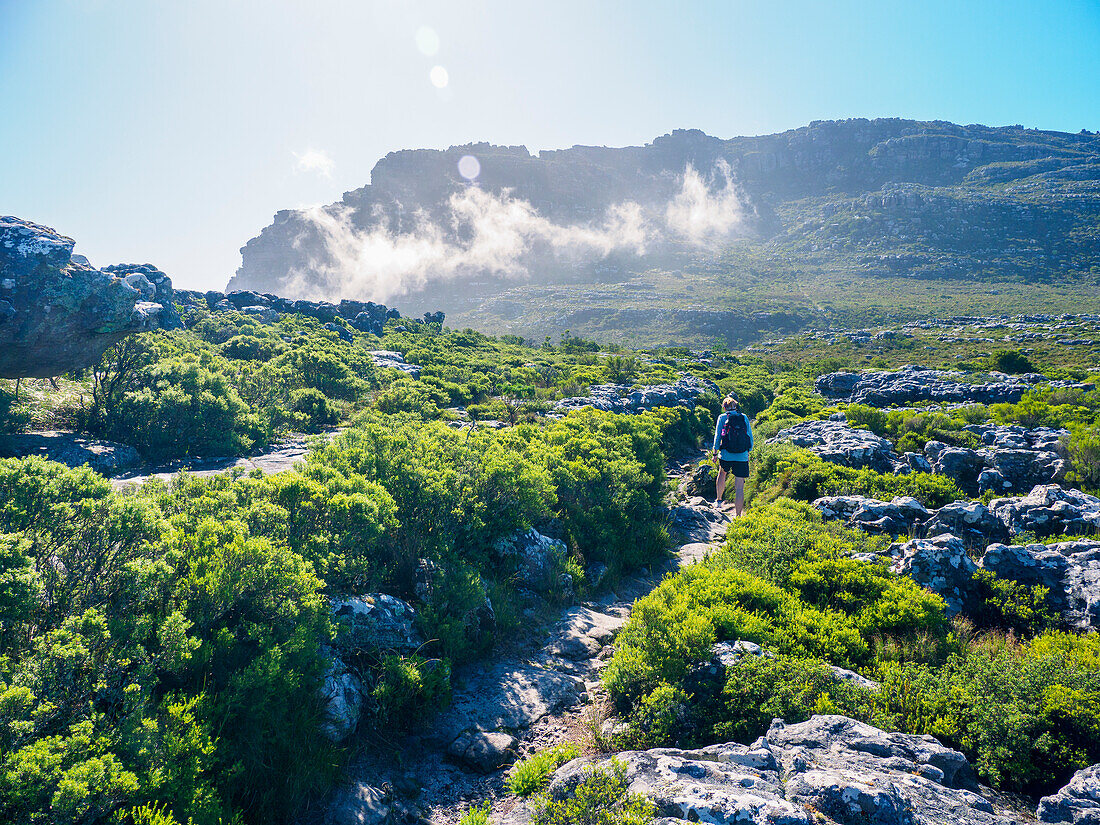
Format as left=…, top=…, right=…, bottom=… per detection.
left=230, top=118, right=1100, bottom=345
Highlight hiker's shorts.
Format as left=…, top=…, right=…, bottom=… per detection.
left=719, top=459, right=750, bottom=478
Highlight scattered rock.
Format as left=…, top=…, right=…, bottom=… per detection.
left=814, top=494, right=928, bottom=535
left=889, top=533, right=976, bottom=615
left=331, top=594, right=423, bottom=655
left=1038, top=763, right=1100, bottom=824
left=555, top=376, right=719, bottom=415
left=0, top=430, right=140, bottom=474
left=679, top=462, right=717, bottom=500
left=924, top=500, right=1009, bottom=545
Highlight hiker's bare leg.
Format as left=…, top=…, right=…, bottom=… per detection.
left=715, top=468, right=728, bottom=503
left=734, top=476, right=745, bottom=517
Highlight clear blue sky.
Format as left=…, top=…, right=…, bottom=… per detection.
left=2, top=0, right=1098, bottom=290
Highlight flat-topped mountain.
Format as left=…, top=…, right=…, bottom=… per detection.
left=231, top=119, right=1100, bottom=344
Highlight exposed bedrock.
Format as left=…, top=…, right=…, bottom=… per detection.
left=0, top=216, right=179, bottom=378
left=503, top=715, right=1026, bottom=825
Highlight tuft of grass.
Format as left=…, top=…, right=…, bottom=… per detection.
left=459, top=802, right=492, bottom=825
left=506, top=743, right=581, bottom=797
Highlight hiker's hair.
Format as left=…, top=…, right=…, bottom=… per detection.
left=722, top=397, right=739, bottom=412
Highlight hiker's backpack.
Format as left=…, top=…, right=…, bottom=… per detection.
left=720, top=412, right=751, bottom=453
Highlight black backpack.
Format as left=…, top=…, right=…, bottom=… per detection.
left=720, top=412, right=751, bottom=453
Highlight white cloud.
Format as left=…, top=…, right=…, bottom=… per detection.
left=293, top=148, right=335, bottom=178
left=282, top=164, right=748, bottom=302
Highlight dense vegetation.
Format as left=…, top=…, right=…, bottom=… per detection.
left=2, top=298, right=1100, bottom=823
left=602, top=501, right=1100, bottom=795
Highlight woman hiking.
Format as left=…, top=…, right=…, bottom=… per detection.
left=711, top=396, right=753, bottom=516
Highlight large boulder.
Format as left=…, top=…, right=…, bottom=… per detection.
left=506, top=715, right=1020, bottom=825
left=814, top=494, right=930, bottom=535
left=989, top=485, right=1100, bottom=538
left=493, top=528, right=571, bottom=593
left=923, top=500, right=1009, bottom=546
left=981, top=540, right=1100, bottom=631
left=889, top=533, right=976, bottom=615
left=771, top=419, right=901, bottom=473
left=0, top=217, right=178, bottom=377
left=330, top=594, right=423, bottom=654
left=1039, top=763, right=1100, bottom=824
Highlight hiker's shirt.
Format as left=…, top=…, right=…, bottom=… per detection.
left=713, top=412, right=753, bottom=462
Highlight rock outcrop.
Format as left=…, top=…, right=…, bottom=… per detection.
left=889, top=533, right=977, bottom=616
left=989, top=485, right=1100, bottom=538
left=172, top=288, right=437, bottom=337
left=555, top=376, right=719, bottom=415
left=981, top=540, right=1100, bottom=631
left=1039, top=763, right=1100, bottom=824
left=816, top=365, right=1044, bottom=406
left=771, top=419, right=902, bottom=473
left=0, top=431, right=140, bottom=474
left=0, top=217, right=178, bottom=378
left=505, top=715, right=1022, bottom=825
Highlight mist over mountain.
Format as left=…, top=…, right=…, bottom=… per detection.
left=231, top=118, right=1100, bottom=343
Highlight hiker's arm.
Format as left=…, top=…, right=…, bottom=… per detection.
left=713, top=416, right=722, bottom=452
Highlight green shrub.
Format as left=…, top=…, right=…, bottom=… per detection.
left=458, top=802, right=492, bottom=825
left=370, top=654, right=451, bottom=727
left=530, top=760, right=654, bottom=825
left=749, top=443, right=962, bottom=508
left=845, top=404, right=887, bottom=435
left=989, top=349, right=1038, bottom=374
left=289, top=388, right=340, bottom=432
left=506, top=743, right=581, bottom=797
left=969, top=570, right=1057, bottom=636
left=106, top=357, right=263, bottom=460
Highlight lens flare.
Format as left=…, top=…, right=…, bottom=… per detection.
left=415, top=26, right=440, bottom=56
left=457, top=155, right=480, bottom=180
left=429, top=65, right=449, bottom=88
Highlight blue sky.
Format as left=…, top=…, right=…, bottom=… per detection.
left=2, top=0, right=1099, bottom=290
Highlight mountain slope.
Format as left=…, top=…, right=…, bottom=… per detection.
left=230, top=119, right=1100, bottom=345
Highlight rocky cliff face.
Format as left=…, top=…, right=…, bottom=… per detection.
left=230, top=119, right=1100, bottom=319
left=0, top=217, right=179, bottom=378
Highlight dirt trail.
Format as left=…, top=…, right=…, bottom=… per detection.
left=315, top=452, right=732, bottom=825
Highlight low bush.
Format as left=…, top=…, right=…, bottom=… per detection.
left=530, top=760, right=654, bottom=825
left=506, top=743, right=581, bottom=797
left=749, top=443, right=963, bottom=508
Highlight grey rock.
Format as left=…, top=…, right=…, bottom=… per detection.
left=813, top=494, right=928, bottom=536
left=447, top=730, right=519, bottom=773
left=889, top=533, right=976, bottom=616
left=0, top=430, right=140, bottom=474
left=989, top=485, right=1100, bottom=538
left=924, top=500, right=1009, bottom=545
left=816, top=364, right=1041, bottom=406
left=326, top=782, right=394, bottom=825
left=555, top=376, right=719, bottom=415
left=679, top=462, right=718, bottom=500
left=771, top=419, right=901, bottom=473
left=494, top=528, right=570, bottom=592
left=933, top=447, right=986, bottom=494
left=507, top=715, right=1019, bottom=825
left=319, top=652, right=363, bottom=741
left=324, top=322, right=354, bottom=343
left=547, top=606, right=624, bottom=661
left=981, top=540, right=1100, bottom=631
left=367, top=350, right=422, bottom=377
left=331, top=594, right=423, bottom=654
left=1038, top=763, right=1100, bottom=824
left=0, top=217, right=178, bottom=378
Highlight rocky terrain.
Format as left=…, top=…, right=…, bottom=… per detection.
left=0, top=217, right=180, bottom=377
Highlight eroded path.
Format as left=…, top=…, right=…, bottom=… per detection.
left=315, top=454, right=731, bottom=825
